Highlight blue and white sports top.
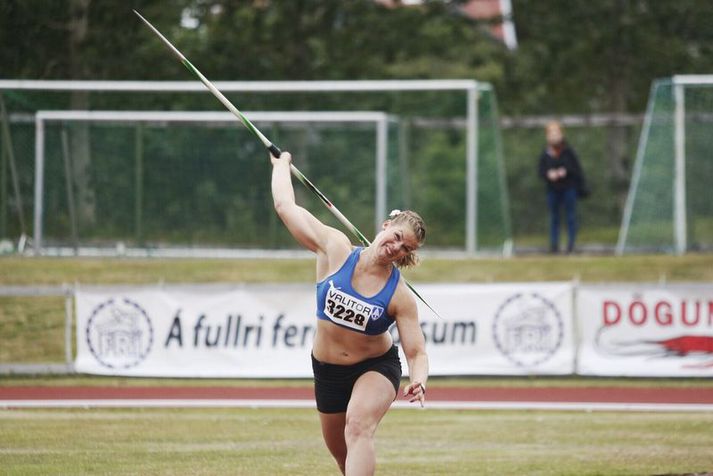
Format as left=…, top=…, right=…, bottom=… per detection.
left=316, top=247, right=400, bottom=335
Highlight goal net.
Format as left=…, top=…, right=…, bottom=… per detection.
left=0, top=80, right=511, bottom=256
left=617, top=76, right=713, bottom=254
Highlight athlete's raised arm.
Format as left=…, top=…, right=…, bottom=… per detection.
left=271, top=151, right=335, bottom=254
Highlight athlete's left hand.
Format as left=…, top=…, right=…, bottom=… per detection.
left=404, top=382, right=426, bottom=408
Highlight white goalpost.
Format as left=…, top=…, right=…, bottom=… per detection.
left=617, top=75, right=713, bottom=254
left=33, top=109, right=392, bottom=257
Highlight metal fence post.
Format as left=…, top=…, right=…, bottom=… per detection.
left=63, top=283, right=74, bottom=369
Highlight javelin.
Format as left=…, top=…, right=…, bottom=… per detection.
left=134, top=10, right=441, bottom=318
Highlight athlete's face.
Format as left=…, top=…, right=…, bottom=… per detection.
left=376, top=223, right=419, bottom=262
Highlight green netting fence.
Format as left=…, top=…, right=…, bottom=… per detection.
left=0, top=80, right=511, bottom=256
left=618, top=77, right=713, bottom=254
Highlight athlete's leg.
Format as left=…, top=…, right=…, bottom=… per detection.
left=343, top=371, right=397, bottom=476
left=319, top=411, right=347, bottom=474
left=547, top=189, right=560, bottom=253
left=564, top=187, right=578, bottom=252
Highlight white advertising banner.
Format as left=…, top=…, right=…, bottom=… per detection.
left=577, top=284, right=713, bottom=377
left=74, top=282, right=576, bottom=377
left=408, top=282, right=575, bottom=376
left=75, top=285, right=318, bottom=377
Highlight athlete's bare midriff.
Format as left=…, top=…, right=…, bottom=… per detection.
left=312, top=319, right=393, bottom=365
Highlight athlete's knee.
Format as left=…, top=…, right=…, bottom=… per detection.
left=344, top=413, right=376, bottom=444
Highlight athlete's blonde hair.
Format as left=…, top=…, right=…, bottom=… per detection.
left=387, top=210, right=426, bottom=268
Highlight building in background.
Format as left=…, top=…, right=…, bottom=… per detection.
left=459, top=0, right=517, bottom=49
left=377, top=0, right=518, bottom=50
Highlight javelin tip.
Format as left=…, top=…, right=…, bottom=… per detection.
left=134, top=9, right=186, bottom=62
left=133, top=9, right=153, bottom=29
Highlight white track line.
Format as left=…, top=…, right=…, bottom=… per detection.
left=0, top=399, right=313, bottom=409
left=1, top=399, right=712, bottom=412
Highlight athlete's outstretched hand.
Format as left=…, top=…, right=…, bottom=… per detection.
left=403, top=381, right=426, bottom=408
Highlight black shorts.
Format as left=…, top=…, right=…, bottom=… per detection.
left=311, top=345, right=402, bottom=414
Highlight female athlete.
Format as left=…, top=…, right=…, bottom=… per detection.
left=271, top=151, right=429, bottom=475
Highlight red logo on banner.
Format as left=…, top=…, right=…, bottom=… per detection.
left=602, top=299, right=713, bottom=327
left=596, top=332, right=713, bottom=369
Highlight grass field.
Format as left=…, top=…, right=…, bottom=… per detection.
left=1, top=407, right=712, bottom=475
left=3, top=254, right=713, bottom=285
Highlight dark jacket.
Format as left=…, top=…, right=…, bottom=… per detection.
left=538, top=143, right=586, bottom=194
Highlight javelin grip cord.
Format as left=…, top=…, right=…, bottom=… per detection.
left=268, top=144, right=282, bottom=158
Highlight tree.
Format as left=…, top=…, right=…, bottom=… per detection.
left=0, top=0, right=193, bottom=229
left=183, top=0, right=506, bottom=82
left=504, top=0, right=713, bottom=210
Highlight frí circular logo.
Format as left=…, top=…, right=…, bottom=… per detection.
left=492, top=293, right=563, bottom=368
left=86, top=298, right=154, bottom=369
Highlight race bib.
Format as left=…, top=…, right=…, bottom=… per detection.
left=324, top=280, right=385, bottom=332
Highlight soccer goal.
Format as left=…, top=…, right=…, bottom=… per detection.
left=617, top=76, right=713, bottom=254
left=0, top=80, right=511, bottom=256
left=32, top=110, right=393, bottom=257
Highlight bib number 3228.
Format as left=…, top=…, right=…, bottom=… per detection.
left=326, top=298, right=366, bottom=327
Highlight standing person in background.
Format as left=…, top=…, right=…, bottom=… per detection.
left=538, top=120, right=587, bottom=254
left=270, top=150, right=429, bottom=476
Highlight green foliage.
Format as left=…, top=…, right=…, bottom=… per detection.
left=0, top=0, right=192, bottom=80
left=409, top=130, right=466, bottom=246
left=188, top=0, right=505, bottom=82
left=3, top=1, right=713, bottom=248
left=505, top=0, right=713, bottom=114
left=0, top=0, right=505, bottom=82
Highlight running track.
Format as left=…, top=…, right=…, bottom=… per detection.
left=2, top=386, right=713, bottom=412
